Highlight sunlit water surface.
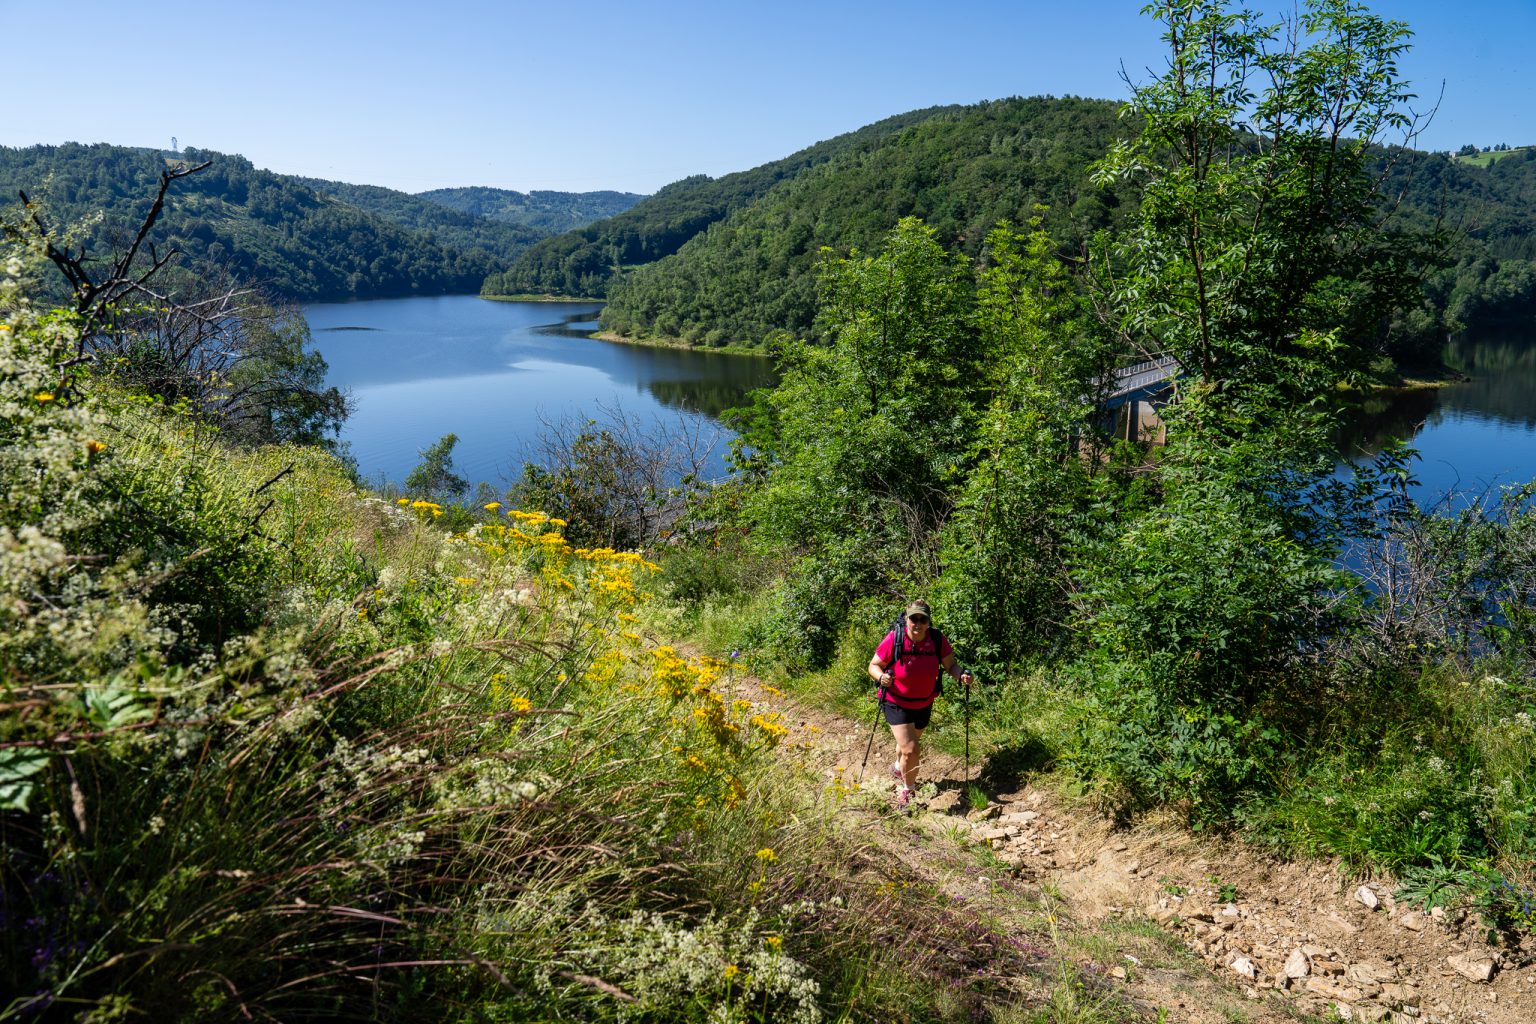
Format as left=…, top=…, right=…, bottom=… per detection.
left=305, top=296, right=775, bottom=488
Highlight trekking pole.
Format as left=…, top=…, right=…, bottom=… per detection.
left=856, top=681, right=886, bottom=787
left=962, top=668, right=971, bottom=785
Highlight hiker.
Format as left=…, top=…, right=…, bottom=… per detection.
left=867, top=599, right=972, bottom=808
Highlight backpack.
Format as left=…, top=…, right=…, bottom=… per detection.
left=889, top=611, right=946, bottom=696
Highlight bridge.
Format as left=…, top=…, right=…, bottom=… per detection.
left=1102, top=354, right=1180, bottom=443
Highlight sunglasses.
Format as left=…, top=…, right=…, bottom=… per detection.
left=908, top=614, right=930, bottom=625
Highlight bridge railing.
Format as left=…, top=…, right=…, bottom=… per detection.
left=1106, top=353, right=1180, bottom=400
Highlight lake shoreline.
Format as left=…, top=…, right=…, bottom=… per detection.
left=482, top=292, right=607, bottom=304
left=588, top=329, right=768, bottom=359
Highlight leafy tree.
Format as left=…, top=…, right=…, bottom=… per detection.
left=736, top=217, right=1118, bottom=669
left=405, top=433, right=468, bottom=498
left=1092, top=0, right=1435, bottom=404
left=221, top=303, right=349, bottom=447
left=1065, top=0, right=1440, bottom=820
left=740, top=219, right=979, bottom=561
left=7, top=163, right=349, bottom=449
left=932, top=219, right=1113, bottom=671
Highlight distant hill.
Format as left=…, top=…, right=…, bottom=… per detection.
left=416, top=186, right=645, bottom=233
left=0, top=144, right=539, bottom=302
left=1453, top=145, right=1534, bottom=169
left=481, top=105, right=964, bottom=299
left=504, top=96, right=1536, bottom=353
left=597, top=96, right=1137, bottom=345
left=290, top=177, right=545, bottom=261
left=1373, top=144, right=1536, bottom=342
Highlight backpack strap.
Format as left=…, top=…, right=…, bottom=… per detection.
left=892, top=616, right=944, bottom=662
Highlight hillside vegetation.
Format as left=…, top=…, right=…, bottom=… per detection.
left=480, top=105, right=962, bottom=298
left=418, top=185, right=646, bottom=233
left=1, top=250, right=1064, bottom=1020
left=500, top=97, right=1536, bottom=361
left=601, top=97, right=1133, bottom=348
left=289, top=175, right=547, bottom=257
left=0, top=144, right=534, bottom=302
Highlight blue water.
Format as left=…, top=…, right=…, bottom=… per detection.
left=304, top=296, right=775, bottom=488
left=1338, top=335, right=1536, bottom=505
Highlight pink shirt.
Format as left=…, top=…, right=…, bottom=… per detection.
left=874, top=629, right=951, bottom=708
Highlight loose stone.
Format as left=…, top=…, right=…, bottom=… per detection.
left=1445, top=953, right=1496, bottom=983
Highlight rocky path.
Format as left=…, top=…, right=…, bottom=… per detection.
left=737, top=673, right=1535, bottom=1024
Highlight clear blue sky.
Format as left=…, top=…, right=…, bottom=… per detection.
left=4, top=0, right=1530, bottom=196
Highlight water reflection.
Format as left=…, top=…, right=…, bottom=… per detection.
left=1337, top=334, right=1536, bottom=500
left=306, top=296, right=777, bottom=486
left=1336, top=386, right=1440, bottom=460
left=1442, top=334, right=1536, bottom=429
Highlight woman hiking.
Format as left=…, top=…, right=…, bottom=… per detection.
left=867, top=599, right=973, bottom=808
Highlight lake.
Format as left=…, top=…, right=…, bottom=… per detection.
left=1339, top=334, right=1536, bottom=505
left=306, top=296, right=1536, bottom=504
left=305, top=295, right=776, bottom=488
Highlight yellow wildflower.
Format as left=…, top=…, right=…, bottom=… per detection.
left=85, top=440, right=106, bottom=456
left=483, top=501, right=501, bottom=510
left=765, top=935, right=783, bottom=951
left=755, top=847, right=778, bottom=864
left=33, top=391, right=54, bottom=403
left=722, top=964, right=739, bottom=981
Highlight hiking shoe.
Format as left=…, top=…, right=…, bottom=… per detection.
left=895, top=786, right=914, bottom=810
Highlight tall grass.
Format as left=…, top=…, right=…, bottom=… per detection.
left=3, top=279, right=1070, bottom=1021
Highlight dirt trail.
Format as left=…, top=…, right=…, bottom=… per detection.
left=736, top=671, right=1535, bottom=1024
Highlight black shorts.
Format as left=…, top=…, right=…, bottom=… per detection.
left=881, top=699, right=933, bottom=729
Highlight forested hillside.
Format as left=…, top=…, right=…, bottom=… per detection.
left=600, top=97, right=1133, bottom=347
left=290, top=176, right=546, bottom=259
left=504, top=97, right=1536, bottom=358
left=1377, top=145, right=1536, bottom=342
left=0, top=144, right=531, bottom=302
left=479, top=105, right=962, bottom=298
left=418, top=185, right=645, bottom=232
